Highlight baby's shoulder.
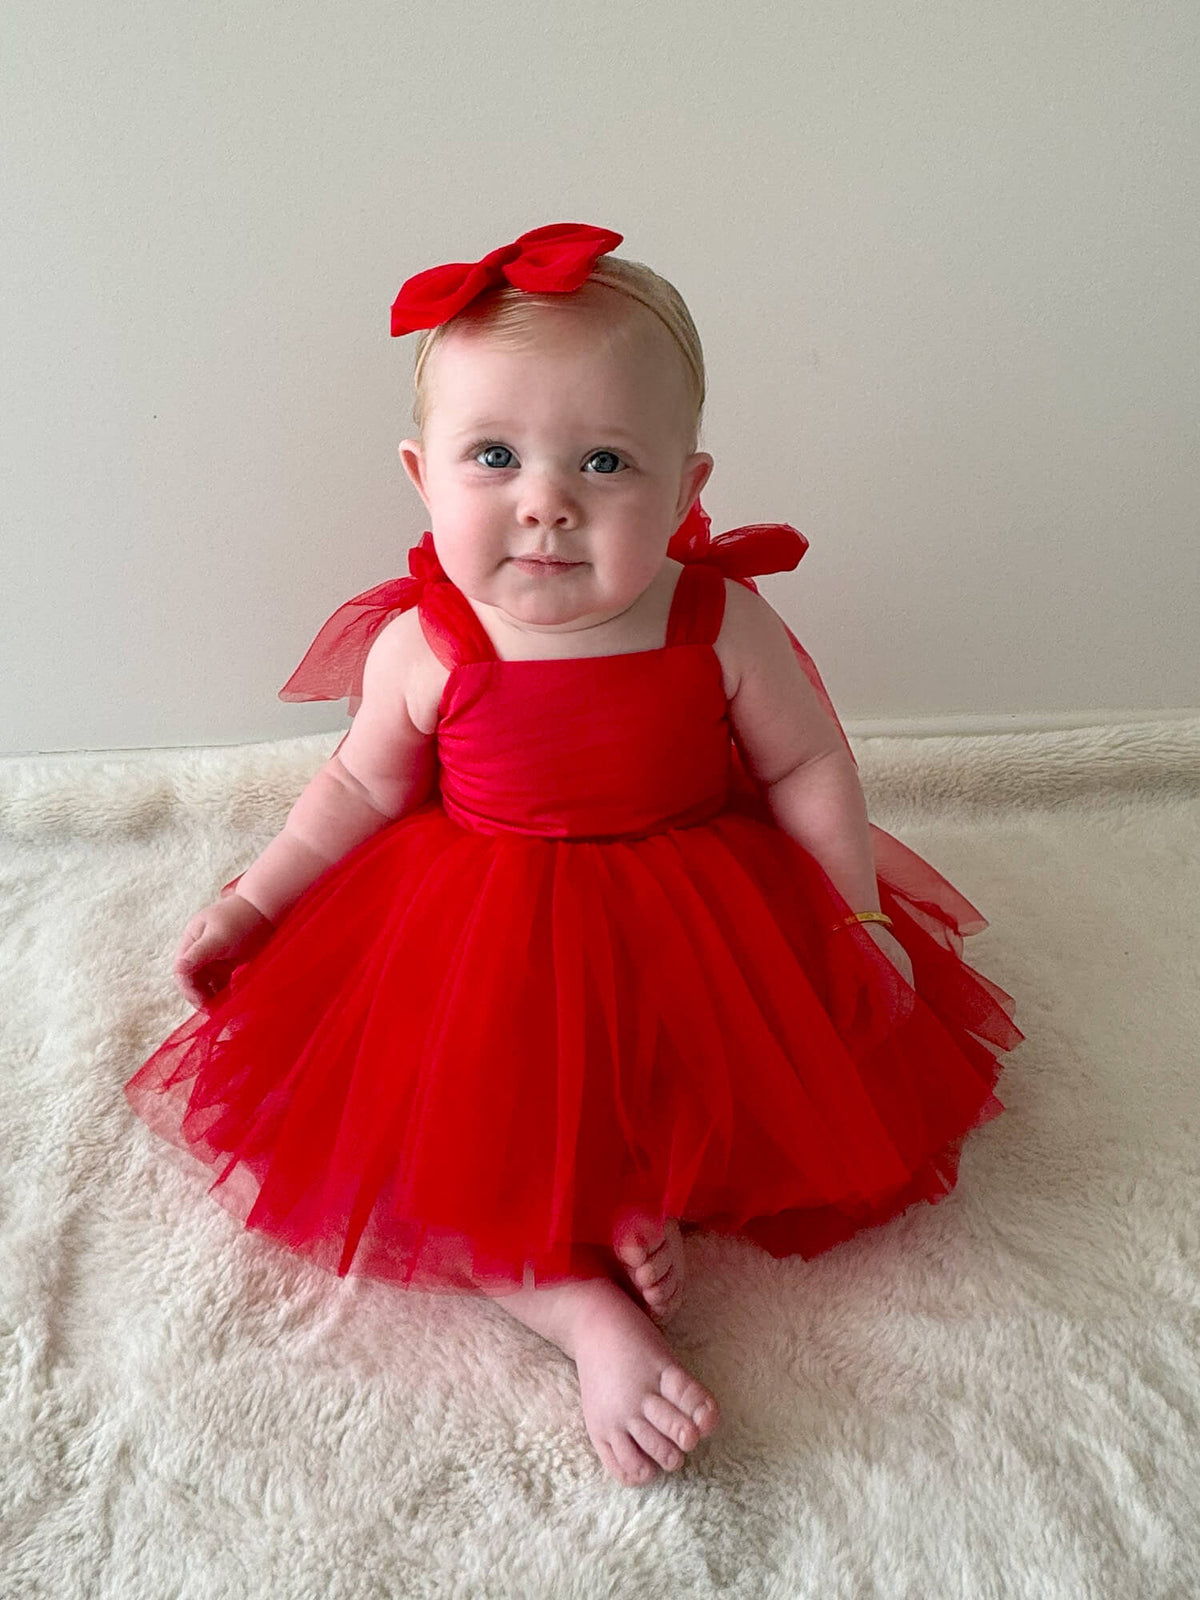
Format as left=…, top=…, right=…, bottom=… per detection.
left=711, top=578, right=790, bottom=695
left=364, top=609, right=450, bottom=736
left=716, top=575, right=778, bottom=630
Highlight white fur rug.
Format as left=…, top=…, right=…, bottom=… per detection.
left=2, top=719, right=1198, bottom=1600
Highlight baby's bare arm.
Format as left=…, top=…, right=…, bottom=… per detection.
left=234, top=611, right=437, bottom=923
left=175, top=613, right=439, bottom=1008
left=717, top=581, right=880, bottom=913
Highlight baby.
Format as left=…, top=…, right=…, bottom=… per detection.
left=132, top=224, right=1018, bottom=1489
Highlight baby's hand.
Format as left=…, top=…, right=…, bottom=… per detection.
left=174, top=894, right=274, bottom=1010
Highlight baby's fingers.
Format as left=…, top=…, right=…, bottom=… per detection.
left=174, top=924, right=225, bottom=1008
left=175, top=956, right=235, bottom=1011
left=175, top=910, right=216, bottom=962
left=175, top=924, right=218, bottom=976
left=175, top=967, right=210, bottom=1010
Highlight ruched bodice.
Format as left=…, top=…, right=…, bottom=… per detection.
left=424, top=565, right=732, bottom=839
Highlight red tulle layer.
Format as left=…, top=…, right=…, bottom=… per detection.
left=126, top=802, right=1021, bottom=1295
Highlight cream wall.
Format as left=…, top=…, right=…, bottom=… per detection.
left=3, top=0, right=1197, bottom=754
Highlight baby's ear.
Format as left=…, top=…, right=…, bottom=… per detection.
left=677, top=452, right=714, bottom=521
left=398, top=440, right=429, bottom=505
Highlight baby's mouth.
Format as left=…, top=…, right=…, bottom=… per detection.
left=509, top=555, right=584, bottom=570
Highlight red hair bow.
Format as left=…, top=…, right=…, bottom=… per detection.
left=390, top=222, right=623, bottom=336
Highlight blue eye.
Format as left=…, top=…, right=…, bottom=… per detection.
left=476, top=444, right=515, bottom=469
left=586, top=451, right=624, bottom=474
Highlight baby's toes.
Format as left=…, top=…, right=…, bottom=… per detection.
left=658, top=1364, right=721, bottom=1437
left=646, top=1298, right=682, bottom=1330
left=641, top=1260, right=676, bottom=1299
left=602, top=1432, right=661, bottom=1487
left=628, top=1414, right=686, bottom=1473
left=645, top=1284, right=682, bottom=1328
left=642, top=1390, right=700, bottom=1454
left=613, top=1214, right=660, bottom=1269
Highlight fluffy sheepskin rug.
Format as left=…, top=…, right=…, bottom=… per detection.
left=2, top=718, right=1198, bottom=1599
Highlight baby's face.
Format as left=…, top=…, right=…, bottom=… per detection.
left=399, top=312, right=712, bottom=633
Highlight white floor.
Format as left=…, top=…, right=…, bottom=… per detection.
left=2, top=720, right=1197, bottom=1600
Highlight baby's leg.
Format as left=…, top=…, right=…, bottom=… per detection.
left=491, top=1263, right=720, bottom=1488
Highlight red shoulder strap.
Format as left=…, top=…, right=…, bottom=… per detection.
left=417, top=581, right=497, bottom=668
left=665, top=562, right=726, bottom=646
left=667, top=499, right=856, bottom=767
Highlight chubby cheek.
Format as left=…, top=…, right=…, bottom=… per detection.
left=601, top=533, right=672, bottom=595
left=431, top=536, right=492, bottom=591
left=429, top=525, right=510, bottom=594
left=426, top=490, right=500, bottom=563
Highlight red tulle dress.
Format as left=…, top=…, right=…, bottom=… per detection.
left=126, top=504, right=1023, bottom=1295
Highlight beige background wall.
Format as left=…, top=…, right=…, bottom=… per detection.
left=3, top=0, right=1197, bottom=754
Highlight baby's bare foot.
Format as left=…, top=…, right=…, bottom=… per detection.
left=571, top=1284, right=720, bottom=1487
left=612, top=1211, right=686, bottom=1325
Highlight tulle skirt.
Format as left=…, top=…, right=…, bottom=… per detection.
left=126, top=800, right=1021, bottom=1295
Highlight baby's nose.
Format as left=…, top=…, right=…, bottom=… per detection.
left=516, top=471, right=579, bottom=527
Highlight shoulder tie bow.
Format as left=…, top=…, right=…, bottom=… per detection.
left=278, top=534, right=443, bottom=707
left=667, top=499, right=808, bottom=588
left=391, top=223, right=624, bottom=336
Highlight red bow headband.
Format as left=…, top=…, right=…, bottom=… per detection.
left=390, top=222, right=623, bottom=336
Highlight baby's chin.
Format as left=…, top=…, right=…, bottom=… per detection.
left=475, top=571, right=643, bottom=634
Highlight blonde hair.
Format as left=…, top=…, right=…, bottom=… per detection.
left=410, top=254, right=706, bottom=452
